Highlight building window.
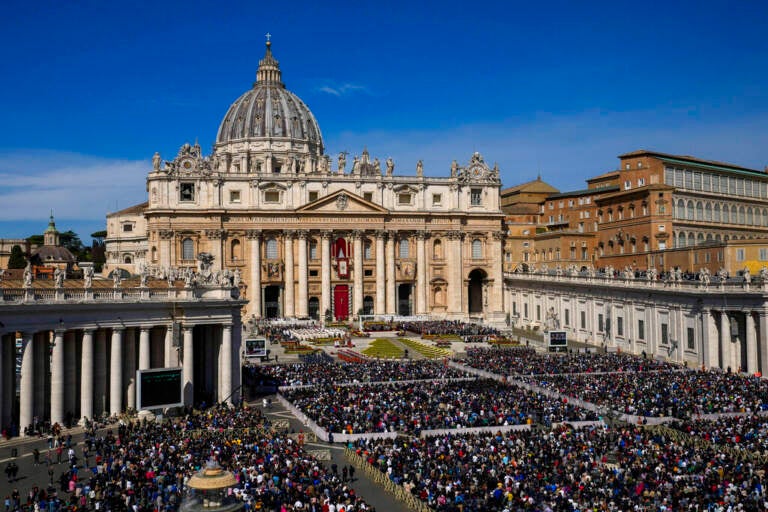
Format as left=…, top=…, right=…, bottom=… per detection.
left=687, top=327, right=695, bottom=350
left=364, top=240, right=372, bottom=259
left=524, top=303, right=529, bottom=319
left=433, top=239, right=443, bottom=259
left=638, top=178, right=645, bottom=186
left=309, top=241, right=318, bottom=260
left=230, top=239, right=242, bottom=261
left=760, top=248, right=768, bottom=261
left=265, top=238, right=278, bottom=259
left=264, top=190, right=281, bottom=203
left=598, top=313, right=604, bottom=332
left=737, top=248, right=745, bottom=261
left=580, top=311, right=586, bottom=329
left=364, top=269, right=373, bottom=277
left=470, top=188, right=482, bottom=206
left=432, top=193, right=442, bottom=206
left=180, top=183, right=195, bottom=202
left=638, top=319, right=645, bottom=340
left=363, top=192, right=373, bottom=202
left=661, top=323, right=669, bottom=345
left=309, top=269, right=318, bottom=277
left=230, top=190, right=241, bottom=203
left=536, top=305, right=541, bottom=321
left=181, top=237, right=194, bottom=260
left=564, top=309, right=570, bottom=326
left=122, top=224, right=133, bottom=232
left=398, top=193, right=412, bottom=205
left=471, top=239, right=482, bottom=259
left=615, top=317, right=623, bottom=336
left=308, top=191, right=319, bottom=202
left=123, top=255, right=132, bottom=264
left=399, top=239, right=410, bottom=258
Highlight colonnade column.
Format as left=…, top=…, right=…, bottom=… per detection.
left=746, top=312, right=758, bottom=374
left=719, top=312, right=731, bottom=372
left=353, top=230, right=364, bottom=317
left=284, top=231, right=295, bottom=318
left=385, top=233, right=396, bottom=315
left=164, top=325, right=174, bottom=367
left=182, top=326, right=194, bottom=406
left=95, top=329, right=107, bottom=416
left=65, top=331, right=77, bottom=418
left=220, top=324, right=232, bottom=404
left=297, top=231, right=308, bottom=318
left=704, top=310, right=718, bottom=370
left=109, top=328, right=124, bottom=416
left=19, top=333, right=34, bottom=434
left=416, top=231, right=427, bottom=315
left=375, top=232, right=386, bottom=315
left=50, top=330, right=65, bottom=426
left=125, top=329, right=136, bottom=410
left=321, top=231, right=332, bottom=319
left=139, top=327, right=151, bottom=371
left=247, top=230, right=262, bottom=319
left=760, top=313, right=768, bottom=377
left=80, top=329, right=94, bottom=422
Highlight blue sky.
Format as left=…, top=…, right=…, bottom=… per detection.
left=1, top=0, right=767, bottom=241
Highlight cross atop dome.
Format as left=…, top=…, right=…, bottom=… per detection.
left=255, top=34, right=283, bottom=87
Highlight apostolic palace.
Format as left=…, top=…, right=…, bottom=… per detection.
left=1, top=40, right=768, bottom=436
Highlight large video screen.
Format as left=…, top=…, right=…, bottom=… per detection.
left=548, top=331, right=567, bottom=347
left=137, top=367, right=183, bottom=410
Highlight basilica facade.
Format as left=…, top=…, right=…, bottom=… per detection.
left=106, top=41, right=506, bottom=325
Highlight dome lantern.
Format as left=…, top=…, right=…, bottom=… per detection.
left=254, top=40, right=283, bottom=87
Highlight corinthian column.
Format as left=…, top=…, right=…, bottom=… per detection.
left=416, top=231, right=427, bottom=315
left=375, top=231, right=386, bottom=315
left=284, top=231, right=295, bottom=317
left=80, top=329, right=94, bottom=422
left=297, top=231, right=309, bottom=317
left=386, top=233, right=396, bottom=314
left=220, top=324, right=232, bottom=404
left=19, top=332, right=34, bottom=435
left=50, top=330, right=65, bottom=426
left=182, top=326, right=194, bottom=406
left=109, top=328, right=124, bottom=416
left=247, top=230, right=262, bottom=318
left=353, top=231, right=364, bottom=317
left=321, top=231, right=332, bottom=319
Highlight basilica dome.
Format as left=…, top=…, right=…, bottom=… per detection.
left=215, top=41, right=324, bottom=156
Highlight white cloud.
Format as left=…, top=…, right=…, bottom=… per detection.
left=0, top=151, right=148, bottom=221
left=317, top=83, right=370, bottom=97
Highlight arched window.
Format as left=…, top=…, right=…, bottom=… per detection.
left=713, top=203, right=720, bottom=222
left=433, top=239, right=443, bottom=259
left=678, top=232, right=686, bottom=248
left=704, top=203, right=712, bottom=221
left=363, top=240, right=372, bottom=259
left=676, top=199, right=685, bottom=219
left=697, top=233, right=704, bottom=245
left=230, top=239, right=242, bottom=261
left=688, top=232, right=695, bottom=246
left=739, top=206, right=746, bottom=225
left=747, top=207, right=754, bottom=226
left=182, top=237, right=194, bottom=260
left=399, top=239, right=410, bottom=258
left=706, top=233, right=713, bottom=242
left=731, top=205, right=738, bottom=223
left=471, top=239, right=482, bottom=259
left=723, top=204, right=730, bottom=223
left=763, top=209, right=768, bottom=227
left=123, top=255, right=132, bottom=264
left=265, top=238, right=278, bottom=259
left=695, top=201, right=703, bottom=220
left=687, top=201, right=694, bottom=220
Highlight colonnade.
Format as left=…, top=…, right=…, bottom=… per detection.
left=703, top=309, right=768, bottom=375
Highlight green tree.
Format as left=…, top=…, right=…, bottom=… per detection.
left=26, top=234, right=44, bottom=246
left=7, top=245, right=26, bottom=269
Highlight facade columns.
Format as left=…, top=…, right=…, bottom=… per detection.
left=297, top=231, right=308, bottom=318
left=50, top=330, right=65, bottom=426
left=760, top=313, right=768, bottom=377
left=448, top=232, right=464, bottom=316
left=95, top=329, right=107, bottom=416
left=247, top=230, right=262, bottom=318
left=139, top=327, right=151, bottom=370
left=206, top=230, right=224, bottom=271
left=491, top=233, right=505, bottom=316
left=125, top=329, right=137, bottom=410
left=375, top=232, right=386, bottom=315
left=109, top=328, right=124, bottom=416
left=704, top=310, right=719, bottom=370
left=80, top=329, right=94, bottom=422
left=19, top=332, right=34, bottom=434
left=353, top=231, right=364, bottom=317
left=746, top=312, right=758, bottom=374
left=65, top=331, right=77, bottom=418
left=719, top=312, right=731, bottom=372
left=385, top=233, right=396, bottom=314
left=220, top=324, right=232, bottom=404
left=182, top=326, right=194, bottom=406
left=284, top=231, right=295, bottom=317
left=321, top=231, right=332, bottom=319
left=416, top=232, right=427, bottom=314
left=164, top=325, right=174, bottom=367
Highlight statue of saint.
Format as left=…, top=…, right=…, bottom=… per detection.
left=233, top=269, right=241, bottom=288
left=112, top=268, right=122, bottom=287
left=450, top=159, right=459, bottom=177
left=83, top=266, right=93, bottom=289
left=318, top=156, right=327, bottom=174
left=352, top=156, right=360, bottom=174
left=337, top=152, right=347, bottom=173
left=373, top=157, right=381, bottom=174
left=416, top=160, right=423, bottom=177
left=54, top=267, right=64, bottom=288
left=152, top=152, right=161, bottom=171
left=23, top=261, right=32, bottom=287
left=385, top=157, right=394, bottom=176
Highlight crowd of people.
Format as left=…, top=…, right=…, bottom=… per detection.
left=249, top=359, right=474, bottom=387
left=462, top=347, right=678, bottom=376
left=522, top=370, right=768, bottom=417
left=351, top=424, right=768, bottom=511
left=396, top=320, right=502, bottom=339
left=667, top=414, right=768, bottom=453
left=282, top=379, right=597, bottom=435
left=7, top=405, right=375, bottom=512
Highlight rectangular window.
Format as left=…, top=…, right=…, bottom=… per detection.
left=687, top=327, right=695, bottom=350
left=364, top=242, right=372, bottom=259
left=122, top=224, right=133, bottom=232
left=364, top=269, right=373, bottom=277
left=470, top=189, right=482, bottom=206
left=363, top=192, right=373, bottom=202
left=432, top=193, right=442, bottom=205
left=598, top=313, right=604, bottom=332
left=309, top=242, right=318, bottom=260
left=524, top=303, right=529, bottom=319
left=264, top=190, right=281, bottom=203
left=230, top=190, right=241, bottom=203
left=309, top=269, right=318, bottom=277
left=580, top=311, right=586, bottom=329
left=398, top=193, right=412, bottom=205
left=180, top=183, right=195, bottom=202
left=661, top=323, right=669, bottom=345
left=760, top=248, right=768, bottom=261
left=638, top=319, right=645, bottom=340
left=536, top=305, right=541, bottom=321
left=308, top=191, right=319, bottom=202
left=737, top=248, right=745, bottom=261
left=512, top=302, right=517, bottom=315
left=564, top=309, right=570, bottom=326
left=617, top=317, right=624, bottom=336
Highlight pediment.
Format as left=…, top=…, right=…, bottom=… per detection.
left=296, top=190, right=389, bottom=214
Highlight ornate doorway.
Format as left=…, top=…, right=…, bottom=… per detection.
left=468, top=269, right=486, bottom=315
left=397, top=284, right=412, bottom=316
left=334, top=285, right=349, bottom=321
left=264, top=285, right=281, bottom=319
